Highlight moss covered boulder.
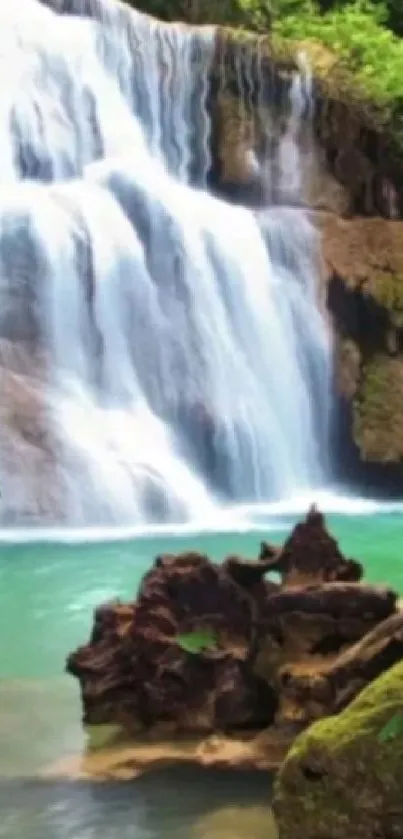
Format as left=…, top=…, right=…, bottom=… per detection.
left=272, top=660, right=403, bottom=839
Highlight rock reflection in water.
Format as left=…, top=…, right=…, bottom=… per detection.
left=193, top=803, right=278, bottom=839
left=0, top=771, right=277, bottom=839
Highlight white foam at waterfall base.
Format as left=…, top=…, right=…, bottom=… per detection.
left=0, top=0, right=331, bottom=526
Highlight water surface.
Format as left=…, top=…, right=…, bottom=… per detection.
left=1, top=511, right=402, bottom=837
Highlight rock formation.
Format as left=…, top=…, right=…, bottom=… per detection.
left=273, top=659, right=403, bottom=839
left=319, top=213, right=403, bottom=491
left=67, top=508, right=403, bottom=772
left=208, top=32, right=403, bottom=218
left=202, top=28, right=403, bottom=491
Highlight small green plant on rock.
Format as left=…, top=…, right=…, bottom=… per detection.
left=176, top=628, right=218, bottom=654
left=378, top=711, right=403, bottom=743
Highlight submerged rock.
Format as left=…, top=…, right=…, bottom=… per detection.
left=67, top=510, right=402, bottom=774
left=192, top=803, right=279, bottom=839
left=272, top=660, right=403, bottom=839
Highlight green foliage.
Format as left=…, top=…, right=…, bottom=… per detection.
left=129, top=0, right=403, bottom=38
left=378, top=712, right=403, bottom=743
left=273, top=1, right=403, bottom=119
left=175, top=628, right=218, bottom=654
left=313, top=0, right=403, bottom=35
left=128, top=0, right=403, bottom=139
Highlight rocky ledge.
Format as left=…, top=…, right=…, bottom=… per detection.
left=65, top=508, right=403, bottom=777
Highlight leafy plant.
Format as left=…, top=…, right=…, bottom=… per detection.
left=273, top=0, right=403, bottom=128
left=176, top=628, right=218, bottom=654
left=378, top=712, right=403, bottom=743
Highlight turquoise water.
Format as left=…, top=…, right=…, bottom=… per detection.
left=1, top=512, right=403, bottom=680
left=0, top=511, right=402, bottom=837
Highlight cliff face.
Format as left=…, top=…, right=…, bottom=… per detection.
left=205, top=30, right=403, bottom=491
left=6, top=1, right=403, bottom=501
left=319, top=215, right=403, bottom=490
left=207, top=33, right=403, bottom=219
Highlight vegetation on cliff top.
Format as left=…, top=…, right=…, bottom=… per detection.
left=273, top=1, right=403, bottom=139
left=131, top=0, right=403, bottom=139
left=132, top=0, right=403, bottom=37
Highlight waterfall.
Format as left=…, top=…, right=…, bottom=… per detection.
left=0, top=0, right=331, bottom=526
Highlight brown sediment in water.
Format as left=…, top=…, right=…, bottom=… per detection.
left=42, top=727, right=291, bottom=781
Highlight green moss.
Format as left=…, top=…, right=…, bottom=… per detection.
left=368, top=273, right=403, bottom=327
left=354, top=356, right=403, bottom=461
left=217, top=25, right=298, bottom=71
left=290, top=660, right=403, bottom=755
left=273, top=661, right=403, bottom=839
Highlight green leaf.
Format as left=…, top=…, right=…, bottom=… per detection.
left=378, top=712, right=403, bottom=743
left=176, top=628, right=218, bottom=655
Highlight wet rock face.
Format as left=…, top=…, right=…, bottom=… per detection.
left=0, top=341, right=67, bottom=525
left=206, top=33, right=403, bottom=218
left=319, top=214, right=403, bottom=491
left=67, top=509, right=401, bottom=756
left=205, top=33, right=403, bottom=492
left=313, top=89, right=403, bottom=219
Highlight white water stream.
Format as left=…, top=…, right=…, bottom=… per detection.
left=0, top=0, right=331, bottom=525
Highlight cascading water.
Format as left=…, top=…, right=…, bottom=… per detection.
left=0, top=0, right=331, bottom=526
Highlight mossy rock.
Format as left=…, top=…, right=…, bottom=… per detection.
left=354, top=356, right=403, bottom=463
left=272, top=660, right=403, bottom=839
left=336, top=338, right=362, bottom=400
left=367, top=273, right=403, bottom=329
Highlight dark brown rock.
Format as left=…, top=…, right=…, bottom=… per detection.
left=222, top=554, right=280, bottom=593
left=259, top=506, right=363, bottom=586
left=276, top=611, right=403, bottom=728
left=67, top=510, right=400, bottom=770
left=266, top=582, right=396, bottom=620
left=68, top=550, right=278, bottom=733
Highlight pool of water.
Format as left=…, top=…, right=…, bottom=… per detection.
left=1, top=510, right=402, bottom=837
left=0, top=772, right=277, bottom=839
